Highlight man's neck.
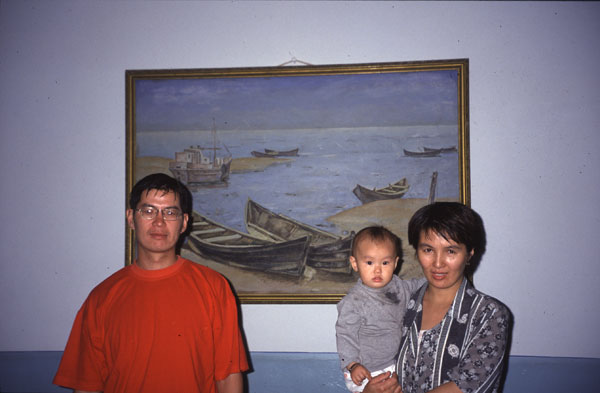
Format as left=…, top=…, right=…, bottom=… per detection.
left=136, top=251, right=179, bottom=270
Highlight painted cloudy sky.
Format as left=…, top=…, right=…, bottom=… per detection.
left=134, top=69, right=458, bottom=132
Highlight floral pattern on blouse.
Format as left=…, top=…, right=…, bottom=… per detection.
left=397, top=279, right=511, bottom=393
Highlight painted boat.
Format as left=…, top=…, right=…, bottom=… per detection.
left=424, top=146, right=457, bottom=153
left=169, top=121, right=232, bottom=186
left=245, top=199, right=353, bottom=274
left=185, top=211, right=311, bottom=276
left=264, top=148, right=299, bottom=156
left=251, top=148, right=299, bottom=158
left=403, top=148, right=441, bottom=157
left=251, top=151, right=276, bottom=158
left=352, top=178, right=410, bottom=204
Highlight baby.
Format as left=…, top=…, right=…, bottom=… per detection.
left=335, top=226, right=424, bottom=393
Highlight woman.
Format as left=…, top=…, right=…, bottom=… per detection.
left=364, top=202, right=511, bottom=393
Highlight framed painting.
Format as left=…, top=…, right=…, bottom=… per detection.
left=125, top=59, right=469, bottom=303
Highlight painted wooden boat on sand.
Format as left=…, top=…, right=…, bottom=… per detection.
left=245, top=199, right=353, bottom=274
left=186, top=211, right=310, bottom=276
left=352, top=178, right=410, bottom=204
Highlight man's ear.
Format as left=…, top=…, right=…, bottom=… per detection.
left=126, top=209, right=135, bottom=230
left=180, top=213, right=189, bottom=234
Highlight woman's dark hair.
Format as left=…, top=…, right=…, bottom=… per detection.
left=351, top=225, right=402, bottom=259
left=408, top=202, right=486, bottom=258
left=129, top=173, right=193, bottom=216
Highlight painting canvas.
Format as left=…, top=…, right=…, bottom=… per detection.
left=125, top=59, right=470, bottom=303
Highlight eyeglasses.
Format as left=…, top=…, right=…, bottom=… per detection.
left=136, top=206, right=183, bottom=221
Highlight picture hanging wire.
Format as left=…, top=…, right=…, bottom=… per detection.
left=278, top=56, right=313, bottom=67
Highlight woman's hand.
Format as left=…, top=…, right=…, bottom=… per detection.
left=362, top=372, right=402, bottom=393
left=350, top=363, right=371, bottom=385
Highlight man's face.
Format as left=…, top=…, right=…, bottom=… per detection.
left=126, top=189, right=189, bottom=258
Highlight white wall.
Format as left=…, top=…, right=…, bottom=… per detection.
left=1, top=1, right=598, bottom=358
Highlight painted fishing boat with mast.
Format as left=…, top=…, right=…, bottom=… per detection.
left=169, top=120, right=232, bottom=187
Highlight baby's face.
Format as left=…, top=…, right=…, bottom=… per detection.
left=350, top=237, right=398, bottom=289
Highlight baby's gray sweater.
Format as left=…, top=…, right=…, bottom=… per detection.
left=335, top=275, right=424, bottom=371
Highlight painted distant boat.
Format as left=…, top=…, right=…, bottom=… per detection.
left=251, top=151, right=276, bottom=158
left=251, top=148, right=299, bottom=158
left=169, top=121, right=232, bottom=186
left=186, top=211, right=311, bottom=276
left=403, top=148, right=441, bottom=157
left=245, top=199, right=353, bottom=274
left=424, top=146, right=457, bottom=153
left=264, top=148, right=299, bottom=156
left=353, top=178, right=410, bottom=204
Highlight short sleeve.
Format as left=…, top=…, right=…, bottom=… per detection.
left=212, top=277, right=249, bottom=381
left=53, top=299, right=107, bottom=391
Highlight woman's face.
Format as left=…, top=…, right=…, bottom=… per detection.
left=417, top=230, right=473, bottom=293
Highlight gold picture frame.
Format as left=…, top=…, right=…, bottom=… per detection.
left=125, top=59, right=469, bottom=303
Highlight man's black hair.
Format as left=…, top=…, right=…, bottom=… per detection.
left=129, top=173, right=192, bottom=216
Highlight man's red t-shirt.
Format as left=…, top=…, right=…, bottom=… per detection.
left=54, top=257, right=248, bottom=392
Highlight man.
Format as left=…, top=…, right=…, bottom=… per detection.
left=54, top=173, right=248, bottom=393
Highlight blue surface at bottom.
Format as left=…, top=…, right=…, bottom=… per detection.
left=1, top=351, right=599, bottom=393
left=502, top=355, right=600, bottom=392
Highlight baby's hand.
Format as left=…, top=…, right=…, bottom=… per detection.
left=350, top=363, right=371, bottom=385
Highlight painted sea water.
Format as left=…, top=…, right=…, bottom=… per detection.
left=136, top=125, right=459, bottom=235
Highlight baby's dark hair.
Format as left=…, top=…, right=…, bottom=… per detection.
left=351, top=226, right=401, bottom=258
